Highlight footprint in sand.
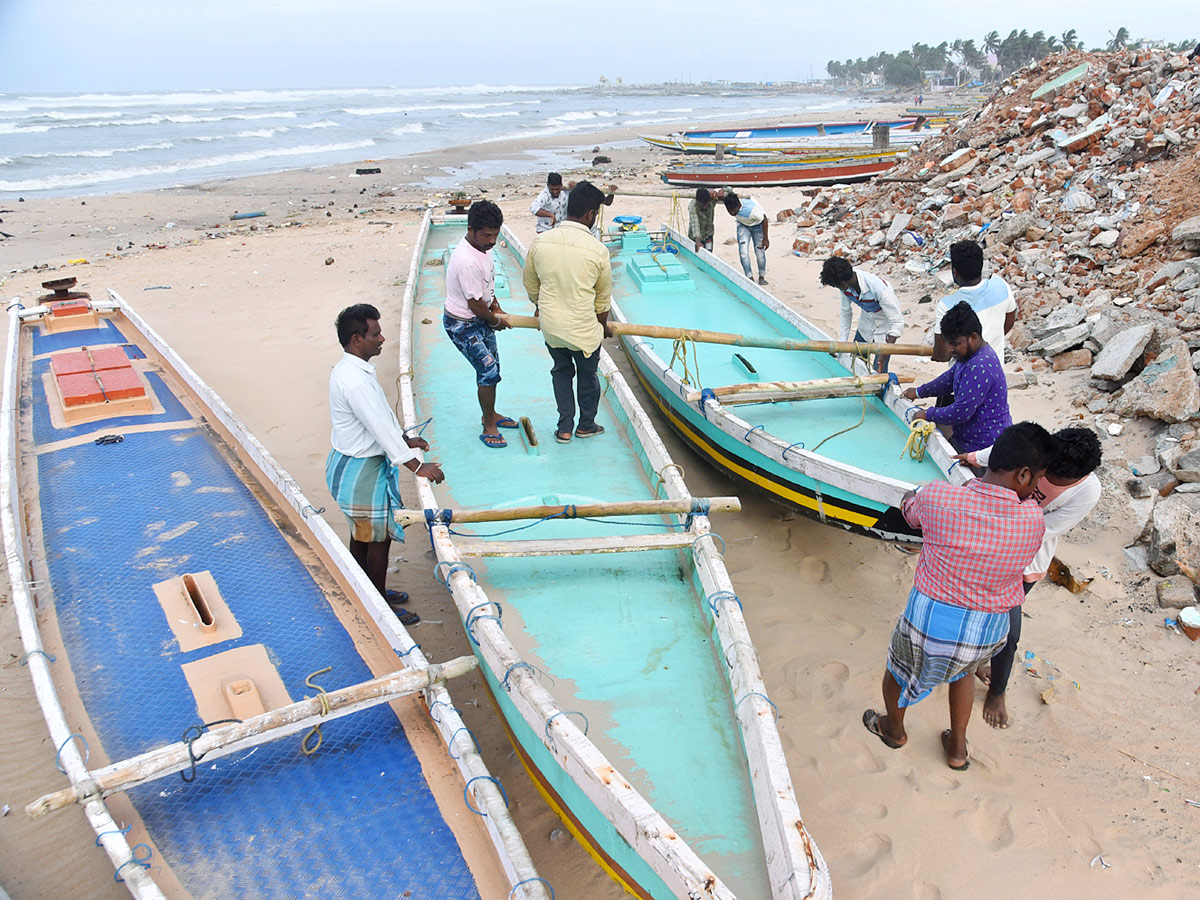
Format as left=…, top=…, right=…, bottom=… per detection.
left=968, top=799, right=1016, bottom=849
left=842, top=832, right=892, bottom=877
left=814, top=720, right=844, bottom=739
left=831, top=619, right=866, bottom=640
left=814, top=660, right=850, bottom=701
left=912, top=882, right=942, bottom=900
left=852, top=744, right=887, bottom=774
left=867, top=802, right=888, bottom=820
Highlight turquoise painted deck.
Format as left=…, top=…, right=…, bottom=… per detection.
left=412, top=223, right=769, bottom=899
left=610, top=234, right=946, bottom=488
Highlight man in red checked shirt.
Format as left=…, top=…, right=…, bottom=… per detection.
left=862, top=422, right=1056, bottom=770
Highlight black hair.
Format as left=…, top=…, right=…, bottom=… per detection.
left=695, top=187, right=710, bottom=204
left=566, top=180, right=605, bottom=217
left=723, top=191, right=740, bottom=211
left=939, top=300, right=983, bottom=343
left=820, top=256, right=854, bottom=287
left=467, top=199, right=503, bottom=232
left=1049, top=427, right=1102, bottom=480
left=547, top=172, right=563, bottom=186
left=987, top=421, right=1058, bottom=475
left=950, top=240, right=984, bottom=282
left=336, top=303, right=380, bottom=347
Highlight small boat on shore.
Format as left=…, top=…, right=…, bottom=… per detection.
left=641, top=116, right=941, bottom=155
left=603, top=226, right=969, bottom=541
left=641, top=130, right=934, bottom=156
left=661, top=152, right=900, bottom=187
left=680, top=117, right=936, bottom=140
left=903, top=105, right=972, bottom=118
left=399, top=214, right=832, bottom=900
left=3, top=286, right=544, bottom=899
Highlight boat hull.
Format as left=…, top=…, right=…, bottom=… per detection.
left=662, top=156, right=897, bottom=187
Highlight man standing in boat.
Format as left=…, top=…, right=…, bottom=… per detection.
left=327, top=304, right=445, bottom=626
left=522, top=181, right=612, bottom=444
left=688, top=187, right=724, bottom=253
left=819, top=256, right=905, bottom=374
left=863, top=421, right=1055, bottom=770
left=901, top=302, right=1010, bottom=453
left=444, top=200, right=517, bottom=449
left=932, top=241, right=1018, bottom=364
left=722, top=191, right=769, bottom=285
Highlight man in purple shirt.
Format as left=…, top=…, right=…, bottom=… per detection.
left=902, top=301, right=1011, bottom=452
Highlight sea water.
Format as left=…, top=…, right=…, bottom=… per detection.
left=0, top=84, right=862, bottom=197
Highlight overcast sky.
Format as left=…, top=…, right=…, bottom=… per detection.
left=1, top=0, right=1195, bottom=92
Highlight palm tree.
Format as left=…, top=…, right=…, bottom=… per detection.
left=1061, top=29, right=1080, bottom=51
left=984, top=30, right=1001, bottom=55
left=1107, top=27, right=1130, bottom=51
left=1046, top=35, right=1062, bottom=53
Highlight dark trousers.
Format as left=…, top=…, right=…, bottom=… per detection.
left=547, top=343, right=601, bottom=434
left=989, top=580, right=1035, bottom=695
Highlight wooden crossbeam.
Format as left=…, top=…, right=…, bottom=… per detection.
left=395, top=496, right=740, bottom=529
left=455, top=532, right=700, bottom=558
left=683, top=374, right=913, bottom=403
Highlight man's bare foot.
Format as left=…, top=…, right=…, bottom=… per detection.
left=975, top=663, right=992, bottom=686
left=941, top=729, right=970, bottom=770
left=982, top=691, right=1009, bottom=729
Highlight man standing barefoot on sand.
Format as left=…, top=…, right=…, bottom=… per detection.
left=862, top=422, right=1054, bottom=769
left=958, top=427, right=1103, bottom=728
left=444, top=200, right=517, bottom=449
left=326, top=304, right=445, bottom=626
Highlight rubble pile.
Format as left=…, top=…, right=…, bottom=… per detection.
left=786, top=48, right=1200, bottom=597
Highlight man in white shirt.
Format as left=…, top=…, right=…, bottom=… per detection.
left=932, top=241, right=1017, bottom=363
left=326, top=304, right=445, bottom=626
left=820, top=256, right=905, bottom=373
left=722, top=191, right=770, bottom=285
left=530, top=172, right=568, bottom=233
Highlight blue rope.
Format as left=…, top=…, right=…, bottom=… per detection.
left=947, top=459, right=962, bottom=475
left=447, top=726, right=480, bottom=760
left=428, top=699, right=460, bottom=724
left=5, top=301, right=24, bottom=311
left=782, top=441, right=805, bottom=460
left=735, top=691, right=781, bottom=722
left=19, top=648, right=56, bottom=666
left=95, top=825, right=132, bottom=846
left=510, top=877, right=556, bottom=900
left=465, top=600, right=503, bottom=644
left=880, top=372, right=899, bottom=397
left=904, top=406, right=916, bottom=424
left=434, top=560, right=478, bottom=586
left=395, top=643, right=422, bottom=659
left=707, top=590, right=743, bottom=619
left=692, top=532, right=726, bottom=555
left=405, top=416, right=433, bottom=438
left=698, top=387, right=717, bottom=419
left=300, top=503, right=325, bottom=518
left=114, top=844, right=153, bottom=882
left=443, top=510, right=690, bottom=539
left=745, top=424, right=765, bottom=441
left=501, top=661, right=537, bottom=692
left=56, top=733, right=89, bottom=773
left=545, top=710, right=590, bottom=743
left=464, top=775, right=508, bottom=816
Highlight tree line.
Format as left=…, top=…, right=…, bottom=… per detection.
left=826, top=29, right=1198, bottom=87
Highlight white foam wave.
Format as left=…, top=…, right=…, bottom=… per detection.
left=543, top=110, right=618, bottom=125
left=0, top=139, right=376, bottom=192
left=460, top=110, right=521, bottom=119
left=0, top=157, right=12, bottom=166
left=0, top=122, right=51, bottom=134
left=391, top=123, right=426, bottom=135
left=235, top=127, right=290, bottom=138
left=298, top=119, right=339, bottom=128
left=24, top=142, right=175, bottom=159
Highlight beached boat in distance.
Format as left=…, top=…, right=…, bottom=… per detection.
left=640, top=130, right=934, bottom=156
left=641, top=116, right=941, bottom=155
left=661, top=152, right=899, bottom=187
left=602, top=225, right=969, bottom=541
left=399, top=213, right=832, bottom=900
left=680, top=117, right=936, bottom=140
left=3, top=286, right=546, bottom=899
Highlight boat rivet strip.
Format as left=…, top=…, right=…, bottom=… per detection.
left=744, top=424, right=765, bottom=441
left=95, top=824, right=132, bottom=846
left=435, top=560, right=479, bottom=586
left=19, top=648, right=56, bottom=666
left=545, top=710, right=590, bottom=742
left=735, top=691, right=781, bottom=722
left=510, top=876, right=556, bottom=900
left=501, top=661, right=538, bottom=692
left=463, top=775, right=508, bottom=816
left=706, top=590, right=742, bottom=618
left=113, top=844, right=154, bottom=882
left=300, top=504, right=325, bottom=518
left=782, top=441, right=806, bottom=460
left=427, top=699, right=461, bottom=724
left=692, top=533, right=726, bottom=556
left=55, top=733, right=89, bottom=773
left=447, top=726, right=480, bottom=760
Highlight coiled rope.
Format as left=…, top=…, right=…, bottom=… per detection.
left=902, top=420, right=938, bottom=462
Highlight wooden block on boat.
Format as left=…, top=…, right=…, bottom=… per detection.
left=46, top=367, right=155, bottom=426
left=50, top=346, right=132, bottom=376
left=41, top=300, right=100, bottom=333
left=153, top=570, right=243, bottom=652
left=181, top=644, right=293, bottom=723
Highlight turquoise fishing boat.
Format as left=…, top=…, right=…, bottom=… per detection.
left=398, top=214, right=832, bottom=900
left=605, top=225, right=969, bottom=541
left=2, top=287, right=545, bottom=899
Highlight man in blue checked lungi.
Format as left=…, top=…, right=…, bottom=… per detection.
left=862, top=422, right=1056, bottom=770
left=327, top=304, right=445, bottom=626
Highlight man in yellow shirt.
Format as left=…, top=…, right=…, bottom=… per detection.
left=522, top=181, right=613, bottom=444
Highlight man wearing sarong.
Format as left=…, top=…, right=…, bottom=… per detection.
left=326, top=303, right=445, bottom=626
left=862, top=421, right=1055, bottom=770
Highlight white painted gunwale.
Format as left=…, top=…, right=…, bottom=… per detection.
left=397, top=213, right=832, bottom=900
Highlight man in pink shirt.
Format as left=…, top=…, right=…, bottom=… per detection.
left=444, top=200, right=517, bottom=448
left=863, top=422, right=1055, bottom=770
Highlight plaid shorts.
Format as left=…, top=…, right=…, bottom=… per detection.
left=444, top=313, right=501, bottom=387
left=325, top=450, right=406, bottom=543
left=886, top=587, right=1009, bottom=708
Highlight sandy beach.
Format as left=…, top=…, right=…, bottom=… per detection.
left=3, top=101, right=1199, bottom=899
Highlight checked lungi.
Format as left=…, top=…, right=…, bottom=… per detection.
left=886, top=587, right=1009, bottom=708
left=325, top=450, right=406, bottom=543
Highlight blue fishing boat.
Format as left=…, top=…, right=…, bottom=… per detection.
left=679, top=118, right=933, bottom=140
left=398, top=214, right=832, bottom=900
left=2, top=289, right=546, bottom=899
left=604, top=226, right=969, bottom=541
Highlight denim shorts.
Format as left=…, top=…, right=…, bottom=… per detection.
left=444, top=313, right=501, bottom=386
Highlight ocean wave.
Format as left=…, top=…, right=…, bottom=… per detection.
left=460, top=110, right=521, bottom=119
left=391, top=123, right=426, bottom=135
left=542, top=110, right=618, bottom=125
left=298, top=119, right=339, bottom=128
left=24, top=142, right=175, bottom=159
left=0, top=122, right=52, bottom=134
left=0, top=139, right=377, bottom=192
left=0, top=157, right=11, bottom=166
left=235, top=127, right=291, bottom=138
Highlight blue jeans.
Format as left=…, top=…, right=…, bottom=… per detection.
left=736, top=222, right=766, bottom=279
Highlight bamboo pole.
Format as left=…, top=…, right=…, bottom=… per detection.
left=682, top=374, right=913, bottom=403
left=394, top=496, right=740, bottom=529
left=26, top=655, right=478, bottom=818
left=500, top=314, right=933, bottom=358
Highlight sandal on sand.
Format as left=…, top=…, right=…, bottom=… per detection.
left=575, top=425, right=605, bottom=439
left=494, top=416, right=520, bottom=429
left=395, top=608, right=420, bottom=627
left=479, top=432, right=507, bottom=449
left=941, top=730, right=970, bottom=770
left=757, top=276, right=769, bottom=285
left=385, top=590, right=409, bottom=607
left=555, top=431, right=573, bottom=444
left=862, top=709, right=904, bottom=749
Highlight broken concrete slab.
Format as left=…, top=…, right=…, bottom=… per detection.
left=1027, top=323, right=1090, bottom=356
left=1014, top=146, right=1057, bottom=170
left=1091, top=323, right=1156, bottom=380
left=885, top=213, right=912, bottom=244
left=1052, top=348, right=1093, bottom=370
left=1119, top=220, right=1166, bottom=258
left=1090, top=230, right=1120, bottom=248
left=1032, top=303, right=1087, bottom=338
left=996, top=211, right=1037, bottom=246
left=1147, top=492, right=1200, bottom=577
left=1113, top=339, right=1200, bottom=423
left=1172, top=214, right=1200, bottom=245
left=1156, top=575, right=1196, bottom=609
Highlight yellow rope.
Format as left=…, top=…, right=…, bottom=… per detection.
left=301, top=666, right=332, bottom=756
left=811, top=376, right=869, bottom=452
left=902, top=420, right=938, bottom=462
left=668, top=333, right=702, bottom=386
left=668, top=191, right=685, bottom=234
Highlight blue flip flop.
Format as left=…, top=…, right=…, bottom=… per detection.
left=494, top=416, right=520, bottom=429
left=479, top=432, right=508, bottom=449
